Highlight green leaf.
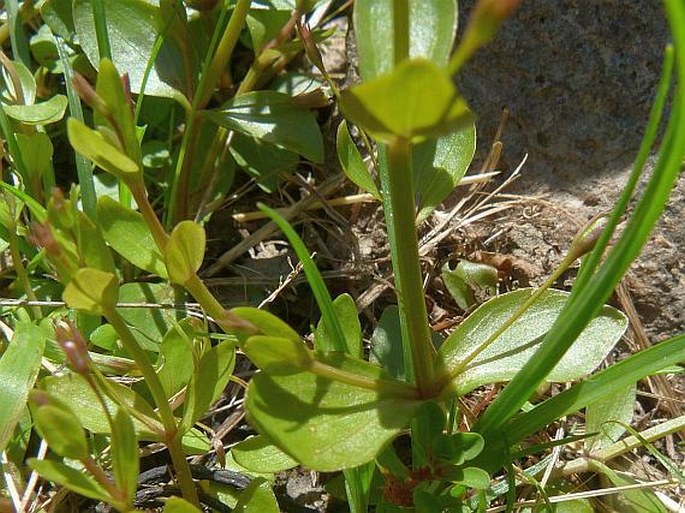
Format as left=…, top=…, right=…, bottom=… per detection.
left=546, top=500, right=595, bottom=513
left=95, top=59, right=139, bottom=161
left=585, top=384, right=636, bottom=451
left=414, top=124, right=476, bottom=221
left=233, top=477, right=280, bottom=513
left=245, top=352, right=419, bottom=471
left=258, top=204, right=347, bottom=353
left=232, top=435, right=299, bottom=473
left=67, top=118, right=140, bottom=179
left=316, top=294, right=363, bottom=358
left=163, top=497, right=202, bottom=513
left=369, top=306, right=405, bottom=381
left=0, top=320, right=47, bottom=453
left=76, top=211, right=116, bottom=273
left=230, top=133, right=299, bottom=193
left=442, top=259, right=498, bottom=311
left=180, top=340, right=235, bottom=432
left=111, top=408, right=139, bottom=504
left=245, top=9, right=292, bottom=50
left=203, top=91, right=324, bottom=163
left=181, top=426, right=212, bottom=455
left=158, top=318, right=196, bottom=397
left=413, top=401, right=446, bottom=464
left=15, top=132, right=53, bottom=181
left=73, top=0, right=195, bottom=98
left=29, top=390, right=89, bottom=460
left=230, top=306, right=301, bottom=344
left=63, top=268, right=119, bottom=315
left=42, top=374, right=163, bottom=439
left=3, top=95, right=68, bottom=125
left=433, top=432, right=484, bottom=465
left=97, top=196, right=167, bottom=277
left=437, top=289, right=628, bottom=395
left=165, top=220, right=205, bottom=285
left=28, top=459, right=113, bottom=504
left=117, top=282, right=177, bottom=352
left=336, top=120, right=381, bottom=200
left=41, top=0, right=76, bottom=42
left=0, top=60, right=36, bottom=104
left=459, top=467, right=491, bottom=489
left=339, top=59, right=473, bottom=141
left=31, top=25, right=60, bottom=69
left=354, top=0, right=458, bottom=81
left=242, top=336, right=314, bottom=375
left=502, top=333, right=685, bottom=453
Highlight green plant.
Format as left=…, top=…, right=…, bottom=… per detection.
left=233, top=0, right=685, bottom=510
left=0, top=0, right=683, bottom=512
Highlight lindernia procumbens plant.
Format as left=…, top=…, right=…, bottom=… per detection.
left=46, top=1, right=685, bottom=511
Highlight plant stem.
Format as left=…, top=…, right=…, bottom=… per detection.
left=196, top=0, right=252, bottom=109
left=105, top=310, right=199, bottom=506
left=7, top=227, right=41, bottom=319
left=131, top=182, right=168, bottom=250
left=380, top=138, right=436, bottom=397
left=82, top=456, right=124, bottom=507
left=91, top=0, right=112, bottom=61
left=393, top=0, right=410, bottom=66
left=167, top=0, right=250, bottom=225
left=309, top=360, right=419, bottom=399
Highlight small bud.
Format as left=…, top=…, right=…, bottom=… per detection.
left=54, top=318, right=91, bottom=375
left=297, top=21, right=326, bottom=74
left=449, top=0, right=522, bottom=74
left=569, top=214, right=608, bottom=260
left=121, top=72, right=134, bottom=109
left=29, top=223, right=61, bottom=257
left=72, top=73, right=110, bottom=117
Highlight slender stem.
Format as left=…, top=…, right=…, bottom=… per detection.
left=196, top=0, right=252, bottom=109
left=105, top=310, right=199, bottom=506
left=168, top=0, right=250, bottom=224
left=392, top=0, right=410, bottom=66
left=561, top=415, right=685, bottom=475
left=184, top=273, right=226, bottom=322
left=380, top=138, right=436, bottom=397
left=7, top=227, right=41, bottom=319
left=131, top=182, right=169, bottom=251
left=308, top=360, right=419, bottom=399
left=91, top=0, right=112, bottom=61
left=82, top=456, right=123, bottom=506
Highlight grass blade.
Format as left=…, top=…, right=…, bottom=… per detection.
left=258, top=203, right=347, bottom=353
left=55, top=35, right=97, bottom=221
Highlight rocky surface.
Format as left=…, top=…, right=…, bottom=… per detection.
left=456, top=0, right=683, bottom=340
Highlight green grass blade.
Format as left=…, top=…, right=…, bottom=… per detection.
left=258, top=203, right=347, bottom=353
left=473, top=0, right=685, bottom=439
left=91, top=0, right=113, bottom=61
left=505, top=333, right=685, bottom=447
left=55, top=35, right=97, bottom=221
